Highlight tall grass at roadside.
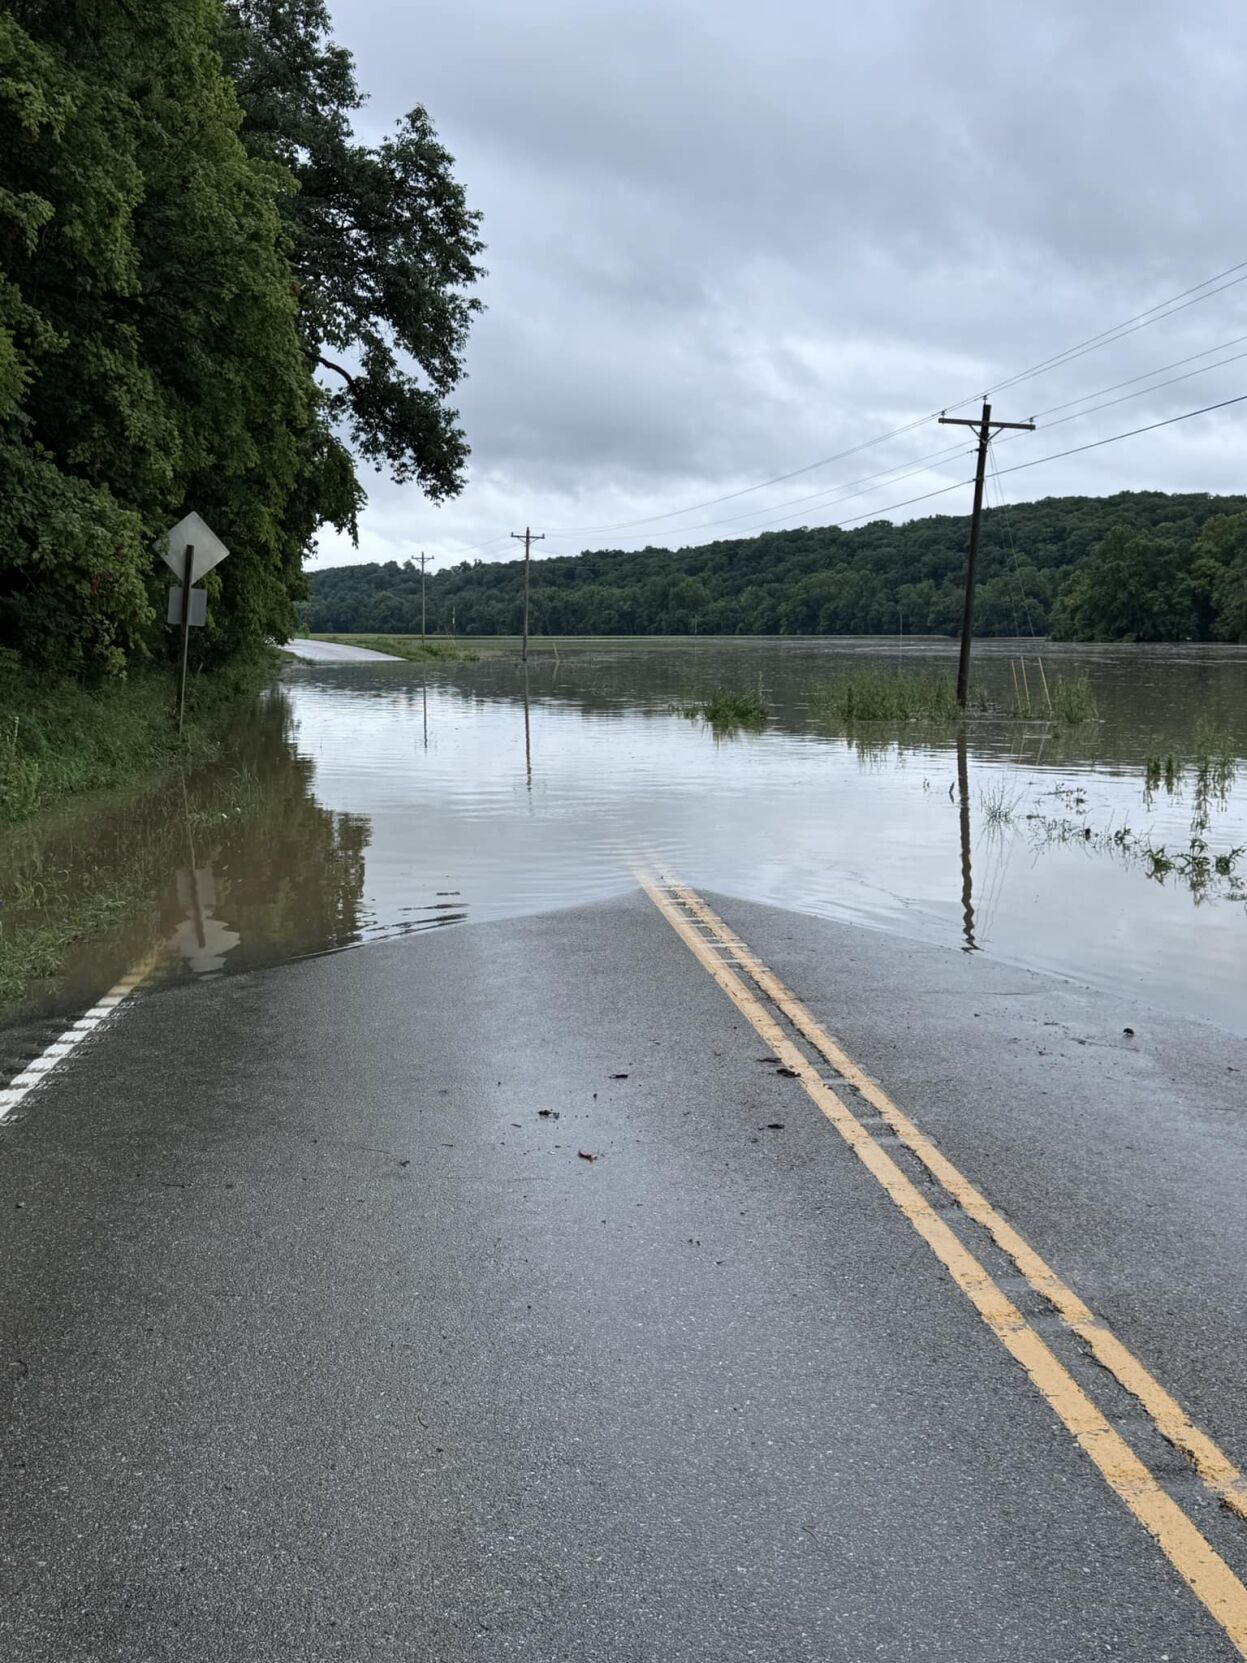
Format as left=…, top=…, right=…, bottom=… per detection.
left=0, top=647, right=276, bottom=826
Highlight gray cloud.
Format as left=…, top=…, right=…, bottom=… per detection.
left=314, top=0, right=1247, bottom=572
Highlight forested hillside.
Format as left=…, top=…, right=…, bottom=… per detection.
left=0, top=0, right=481, bottom=680
left=309, top=492, right=1247, bottom=642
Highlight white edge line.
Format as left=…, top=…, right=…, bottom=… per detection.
left=0, top=954, right=158, bottom=1122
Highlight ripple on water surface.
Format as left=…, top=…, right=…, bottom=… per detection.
left=2, top=639, right=1245, bottom=1036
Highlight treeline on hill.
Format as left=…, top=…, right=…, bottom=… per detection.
left=0, top=0, right=481, bottom=680
left=308, top=492, right=1247, bottom=642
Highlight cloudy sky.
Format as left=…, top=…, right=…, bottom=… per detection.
left=312, top=0, right=1247, bottom=573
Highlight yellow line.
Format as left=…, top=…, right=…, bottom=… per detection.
left=670, top=882, right=1247, bottom=1523
left=637, top=871, right=1247, bottom=1658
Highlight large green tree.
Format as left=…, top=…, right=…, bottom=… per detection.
left=1, top=0, right=357, bottom=675
left=220, top=0, right=486, bottom=501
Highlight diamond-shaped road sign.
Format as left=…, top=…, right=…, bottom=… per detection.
left=157, top=511, right=229, bottom=585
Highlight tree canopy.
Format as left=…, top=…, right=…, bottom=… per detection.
left=221, top=0, right=485, bottom=500
left=306, top=492, right=1247, bottom=644
left=0, top=0, right=481, bottom=680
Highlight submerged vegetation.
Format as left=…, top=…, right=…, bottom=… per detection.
left=678, top=688, right=768, bottom=730
left=809, top=670, right=963, bottom=723
left=807, top=664, right=1098, bottom=727
left=1007, top=665, right=1099, bottom=724
left=1024, top=726, right=1243, bottom=905
left=0, top=650, right=276, bottom=827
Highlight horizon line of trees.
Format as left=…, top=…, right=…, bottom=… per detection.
left=307, top=490, right=1247, bottom=643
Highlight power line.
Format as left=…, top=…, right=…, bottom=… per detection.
left=1023, top=331, right=1247, bottom=421
left=993, top=390, right=1247, bottom=483
left=439, top=258, right=1247, bottom=558
left=604, top=344, right=1247, bottom=550
left=753, top=388, right=1247, bottom=540
left=540, top=437, right=975, bottom=551
left=536, top=256, right=1247, bottom=540
left=991, top=343, right=1247, bottom=455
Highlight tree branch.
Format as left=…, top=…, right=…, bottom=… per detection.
left=316, top=354, right=357, bottom=387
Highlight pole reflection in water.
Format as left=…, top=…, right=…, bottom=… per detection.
left=522, top=667, right=532, bottom=799
left=956, top=728, right=977, bottom=953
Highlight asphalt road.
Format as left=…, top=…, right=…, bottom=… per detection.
left=1, top=888, right=1246, bottom=1660
left=281, top=638, right=403, bottom=662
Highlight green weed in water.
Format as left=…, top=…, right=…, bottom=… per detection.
left=809, top=670, right=961, bottom=723
left=1007, top=663, right=1099, bottom=725
left=678, top=688, right=768, bottom=729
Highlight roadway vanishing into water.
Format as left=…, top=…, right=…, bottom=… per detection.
left=282, top=638, right=403, bottom=663
left=1, top=881, right=1246, bottom=1659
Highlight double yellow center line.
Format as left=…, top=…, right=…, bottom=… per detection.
left=638, top=871, right=1247, bottom=1656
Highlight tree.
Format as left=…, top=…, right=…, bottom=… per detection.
left=220, top=0, right=485, bottom=502
left=1050, top=527, right=1197, bottom=642
left=1, top=0, right=355, bottom=675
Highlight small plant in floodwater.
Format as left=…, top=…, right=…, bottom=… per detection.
left=1008, top=660, right=1098, bottom=725
left=1049, top=672, right=1100, bottom=726
left=809, top=669, right=961, bottom=723
left=1142, top=726, right=1238, bottom=834
left=676, top=687, right=768, bottom=730
left=979, top=783, right=1023, bottom=827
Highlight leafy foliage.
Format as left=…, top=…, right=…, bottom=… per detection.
left=221, top=0, right=485, bottom=500
left=309, top=492, right=1247, bottom=643
left=0, top=0, right=479, bottom=682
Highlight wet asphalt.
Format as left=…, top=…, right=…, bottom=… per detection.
left=1, top=890, right=1245, bottom=1660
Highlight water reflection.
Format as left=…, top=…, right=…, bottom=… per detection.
left=1, top=691, right=371, bottom=1022
left=2, top=639, right=1246, bottom=1038
left=957, top=732, right=977, bottom=953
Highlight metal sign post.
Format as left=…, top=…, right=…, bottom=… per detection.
left=155, top=511, right=230, bottom=735
left=178, top=542, right=194, bottom=732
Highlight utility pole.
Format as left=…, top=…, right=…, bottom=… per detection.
left=415, top=550, right=433, bottom=643
left=938, top=400, right=1035, bottom=708
left=509, top=526, right=545, bottom=663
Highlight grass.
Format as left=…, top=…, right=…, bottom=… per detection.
left=677, top=687, right=768, bottom=729
left=0, top=648, right=276, bottom=827
left=310, top=633, right=481, bottom=663
left=1007, top=662, right=1099, bottom=725
left=1144, top=722, right=1238, bottom=824
left=808, top=669, right=962, bottom=723
left=979, top=783, right=1023, bottom=826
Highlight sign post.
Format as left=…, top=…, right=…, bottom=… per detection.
left=178, top=542, right=194, bottom=732
left=156, top=512, right=230, bottom=735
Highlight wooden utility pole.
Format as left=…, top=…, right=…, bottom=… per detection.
left=509, top=526, right=545, bottom=663
left=938, top=401, right=1035, bottom=708
left=415, top=550, right=433, bottom=643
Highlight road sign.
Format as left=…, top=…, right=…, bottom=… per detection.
left=157, top=512, right=229, bottom=585
left=167, top=586, right=207, bottom=626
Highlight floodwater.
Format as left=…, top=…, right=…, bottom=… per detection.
left=2, top=639, right=1245, bottom=1041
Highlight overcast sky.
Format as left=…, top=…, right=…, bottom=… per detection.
left=311, top=0, right=1247, bottom=573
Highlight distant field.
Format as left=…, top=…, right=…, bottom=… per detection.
left=311, top=632, right=788, bottom=657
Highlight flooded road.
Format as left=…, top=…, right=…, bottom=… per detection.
left=2, top=638, right=1245, bottom=1035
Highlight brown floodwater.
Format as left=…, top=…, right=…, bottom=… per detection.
left=2, top=638, right=1245, bottom=1044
